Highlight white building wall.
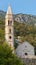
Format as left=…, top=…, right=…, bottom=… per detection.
left=16, top=42, right=34, bottom=58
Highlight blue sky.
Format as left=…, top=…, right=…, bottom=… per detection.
left=0, top=0, right=36, bottom=15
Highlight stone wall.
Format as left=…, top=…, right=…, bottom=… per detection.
left=20, top=56, right=36, bottom=65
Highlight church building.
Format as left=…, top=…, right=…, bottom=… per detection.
left=5, top=5, right=35, bottom=57
left=16, top=41, right=34, bottom=58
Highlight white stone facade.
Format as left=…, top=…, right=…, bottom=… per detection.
left=16, top=41, right=34, bottom=58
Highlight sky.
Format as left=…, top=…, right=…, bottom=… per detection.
left=0, top=0, right=36, bottom=15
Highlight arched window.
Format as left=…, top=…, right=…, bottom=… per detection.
left=9, top=29, right=11, bottom=33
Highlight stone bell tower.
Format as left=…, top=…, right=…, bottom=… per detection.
left=5, top=6, right=14, bottom=48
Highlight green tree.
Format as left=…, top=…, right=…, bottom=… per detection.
left=0, top=42, right=24, bottom=65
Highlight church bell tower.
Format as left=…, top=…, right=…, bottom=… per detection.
left=5, top=6, right=14, bottom=48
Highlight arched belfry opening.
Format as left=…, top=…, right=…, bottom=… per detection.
left=8, top=20, right=12, bottom=26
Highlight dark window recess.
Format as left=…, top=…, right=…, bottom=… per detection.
left=8, top=20, right=12, bottom=25
left=9, top=29, right=11, bottom=33
left=25, top=53, right=28, bottom=55
left=9, top=36, right=11, bottom=39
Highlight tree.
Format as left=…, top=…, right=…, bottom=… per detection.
left=14, top=39, right=18, bottom=49
left=0, top=42, right=24, bottom=65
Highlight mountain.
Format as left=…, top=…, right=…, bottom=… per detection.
left=0, top=10, right=5, bottom=20
left=0, top=10, right=36, bottom=25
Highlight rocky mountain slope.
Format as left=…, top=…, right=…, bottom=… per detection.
left=0, top=10, right=36, bottom=25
